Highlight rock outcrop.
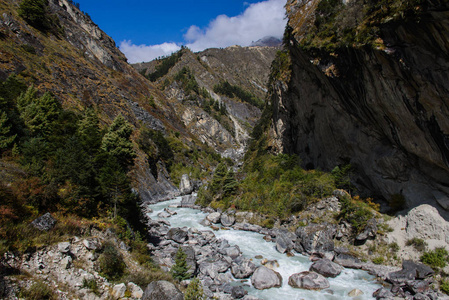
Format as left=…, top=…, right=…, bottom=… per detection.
left=271, top=0, right=449, bottom=210
left=142, top=281, right=183, bottom=300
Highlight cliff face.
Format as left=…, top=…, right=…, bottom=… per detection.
left=271, top=0, right=449, bottom=209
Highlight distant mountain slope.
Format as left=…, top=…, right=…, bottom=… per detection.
left=133, top=46, right=278, bottom=159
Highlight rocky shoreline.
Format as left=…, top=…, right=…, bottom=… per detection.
left=143, top=193, right=449, bottom=300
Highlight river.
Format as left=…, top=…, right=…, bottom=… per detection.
left=146, top=198, right=382, bottom=300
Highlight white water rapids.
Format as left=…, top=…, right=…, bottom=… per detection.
left=147, top=198, right=382, bottom=300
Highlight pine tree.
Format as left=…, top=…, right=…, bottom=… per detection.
left=223, top=169, right=238, bottom=197
left=17, top=87, right=61, bottom=137
left=210, top=162, right=227, bottom=194
left=171, top=247, right=191, bottom=281
left=101, top=114, right=136, bottom=169
left=184, top=278, right=204, bottom=300
left=18, top=0, right=50, bottom=31
left=0, top=110, right=16, bottom=150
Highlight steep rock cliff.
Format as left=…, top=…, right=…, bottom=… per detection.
left=271, top=0, right=449, bottom=210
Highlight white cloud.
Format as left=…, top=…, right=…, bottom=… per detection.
left=120, top=0, right=287, bottom=63
left=186, top=0, right=287, bottom=52
left=120, top=40, right=181, bottom=63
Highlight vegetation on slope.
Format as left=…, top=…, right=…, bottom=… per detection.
left=144, top=47, right=186, bottom=81
left=298, top=0, right=429, bottom=52
left=213, top=81, right=264, bottom=110
left=0, top=77, right=141, bottom=253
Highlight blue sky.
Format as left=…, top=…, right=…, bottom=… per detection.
left=75, top=0, right=287, bottom=63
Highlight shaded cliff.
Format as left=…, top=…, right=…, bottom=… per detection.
left=270, top=0, right=449, bottom=210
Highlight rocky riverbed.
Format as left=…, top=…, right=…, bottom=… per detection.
left=144, top=196, right=431, bottom=300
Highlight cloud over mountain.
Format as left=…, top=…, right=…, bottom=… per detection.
left=120, top=0, right=286, bottom=63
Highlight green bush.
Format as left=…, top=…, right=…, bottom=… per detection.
left=98, top=241, right=126, bottom=280
left=184, top=278, right=204, bottom=300
left=420, top=247, right=449, bottom=270
left=19, top=280, right=56, bottom=300
left=406, top=238, right=427, bottom=252
left=337, top=195, right=373, bottom=234
left=441, top=280, right=449, bottom=295
left=82, top=278, right=99, bottom=295
left=372, top=257, right=384, bottom=265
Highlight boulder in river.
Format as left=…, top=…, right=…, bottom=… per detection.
left=206, top=212, right=221, bottom=223
left=231, top=258, right=257, bottom=278
left=231, top=286, right=248, bottom=299
left=251, top=266, right=282, bottom=290
left=288, top=271, right=330, bottom=290
left=166, top=228, right=188, bottom=243
left=309, top=258, right=343, bottom=278
left=275, top=230, right=295, bottom=254
left=221, top=213, right=235, bottom=227
left=142, top=280, right=183, bottom=300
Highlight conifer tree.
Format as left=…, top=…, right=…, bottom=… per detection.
left=171, top=247, right=191, bottom=281
left=18, top=0, right=50, bottom=31
left=210, top=162, right=227, bottom=194
left=0, top=111, right=16, bottom=150
left=184, top=278, right=204, bottom=300
left=16, top=87, right=61, bottom=137
left=101, top=114, right=136, bottom=169
left=223, top=169, right=238, bottom=197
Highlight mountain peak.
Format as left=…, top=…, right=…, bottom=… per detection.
left=250, top=36, right=282, bottom=47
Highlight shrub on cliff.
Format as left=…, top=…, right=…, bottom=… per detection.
left=420, top=247, right=449, bottom=271
left=98, top=241, right=126, bottom=280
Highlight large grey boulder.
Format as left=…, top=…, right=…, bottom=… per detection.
left=387, top=260, right=434, bottom=283
left=295, top=224, right=336, bottom=255
left=372, top=287, right=394, bottom=299
left=231, top=259, right=257, bottom=279
left=142, top=281, right=183, bottom=300
left=206, top=212, right=221, bottom=224
left=275, top=230, right=295, bottom=254
left=58, top=242, right=71, bottom=254
left=231, top=286, right=248, bottom=299
left=309, top=259, right=343, bottom=278
left=167, top=228, right=188, bottom=243
left=225, top=245, right=241, bottom=259
left=31, top=213, right=56, bottom=231
left=221, top=213, right=235, bottom=227
left=179, top=174, right=193, bottom=195
left=288, top=271, right=330, bottom=290
left=251, top=266, right=282, bottom=290
left=112, top=283, right=126, bottom=299
left=181, top=194, right=197, bottom=208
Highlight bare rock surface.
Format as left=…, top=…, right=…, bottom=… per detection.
left=387, top=204, right=449, bottom=261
